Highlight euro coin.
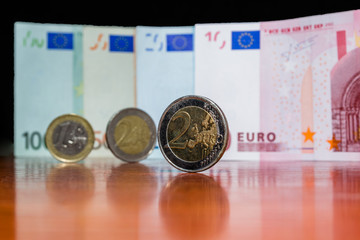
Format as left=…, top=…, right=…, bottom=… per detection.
left=158, top=95, right=229, bottom=172
left=45, top=114, right=95, bottom=163
left=106, top=108, right=156, bottom=162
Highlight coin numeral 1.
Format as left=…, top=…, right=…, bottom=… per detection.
left=22, top=131, right=45, bottom=150
left=53, top=122, right=69, bottom=146
left=168, top=111, right=191, bottom=149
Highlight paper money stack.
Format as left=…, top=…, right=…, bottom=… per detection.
left=14, top=10, right=360, bottom=160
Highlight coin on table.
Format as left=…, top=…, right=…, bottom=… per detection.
left=158, top=95, right=229, bottom=172
left=106, top=108, right=156, bottom=162
left=45, top=114, right=95, bottom=163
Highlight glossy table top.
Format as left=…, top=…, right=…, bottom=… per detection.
left=0, top=156, right=359, bottom=239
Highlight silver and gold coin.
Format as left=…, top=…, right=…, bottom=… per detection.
left=45, top=114, right=95, bottom=163
left=106, top=108, right=156, bottom=162
left=158, top=95, right=229, bottom=172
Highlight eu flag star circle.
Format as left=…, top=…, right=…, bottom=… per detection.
left=237, top=32, right=254, bottom=48
left=171, top=35, right=187, bottom=50
left=53, top=34, right=68, bottom=48
left=114, top=37, right=129, bottom=51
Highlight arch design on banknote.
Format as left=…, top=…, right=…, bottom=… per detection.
left=331, top=48, right=360, bottom=152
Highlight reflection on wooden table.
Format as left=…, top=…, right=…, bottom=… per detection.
left=0, top=157, right=359, bottom=239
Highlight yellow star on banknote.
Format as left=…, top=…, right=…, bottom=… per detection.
left=302, top=127, right=315, bottom=143
left=74, top=81, right=84, bottom=96
left=327, top=134, right=341, bottom=151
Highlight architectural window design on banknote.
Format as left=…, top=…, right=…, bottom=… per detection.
left=331, top=47, right=360, bottom=152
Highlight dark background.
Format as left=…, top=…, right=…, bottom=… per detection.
left=1, top=1, right=359, bottom=154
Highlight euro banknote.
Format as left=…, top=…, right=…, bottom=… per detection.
left=14, top=23, right=136, bottom=157
left=15, top=10, right=360, bottom=161
left=14, top=22, right=83, bottom=157
left=195, top=10, right=360, bottom=160
left=82, top=26, right=136, bottom=157
left=136, top=26, right=194, bottom=158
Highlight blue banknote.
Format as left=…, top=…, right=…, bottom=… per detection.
left=136, top=26, right=195, bottom=158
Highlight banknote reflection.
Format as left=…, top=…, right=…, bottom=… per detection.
left=46, top=163, right=95, bottom=207
left=332, top=166, right=360, bottom=238
left=106, top=163, right=157, bottom=210
left=159, top=173, right=229, bottom=240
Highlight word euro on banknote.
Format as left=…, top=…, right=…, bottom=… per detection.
left=195, top=10, right=360, bottom=161
left=136, top=26, right=194, bottom=158
left=14, top=22, right=83, bottom=157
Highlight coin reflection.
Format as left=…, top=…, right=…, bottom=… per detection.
left=107, top=163, right=157, bottom=210
left=159, top=173, right=229, bottom=240
left=46, top=163, right=95, bottom=207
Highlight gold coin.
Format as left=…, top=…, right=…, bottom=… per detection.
left=45, top=114, right=94, bottom=163
left=106, top=108, right=156, bottom=162
left=158, top=95, right=229, bottom=172
left=114, top=115, right=151, bottom=155
left=166, top=106, right=218, bottom=162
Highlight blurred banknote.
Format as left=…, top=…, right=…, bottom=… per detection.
left=83, top=26, right=136, bottom=157
left=136, top=26, right=194, bottom=158
left=195, top=10, right=360, bottom=160
left=14, top=22, right=83, bottom=157
left=14, top=23, right=136, bottom=157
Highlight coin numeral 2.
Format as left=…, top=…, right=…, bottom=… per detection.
left=168, top=111, right=191, bottom=149
left=115, top=120, right=132, bottom=146
left=22, top=131, right=46, bottom=150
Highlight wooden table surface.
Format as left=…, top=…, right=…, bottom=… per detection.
left=0, top=156, right=359, bottom=240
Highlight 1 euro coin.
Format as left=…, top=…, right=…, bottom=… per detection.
left=45, top=114, right=95, bottom=163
